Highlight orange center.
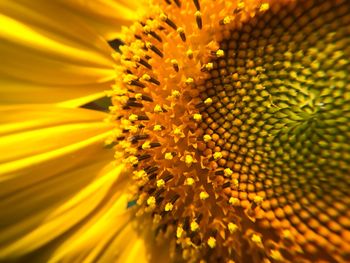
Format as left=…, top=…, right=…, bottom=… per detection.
left=110, top=0, right=350, bottom=262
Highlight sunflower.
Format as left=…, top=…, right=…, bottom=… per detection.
left=0, top=0, right=349, bottom=262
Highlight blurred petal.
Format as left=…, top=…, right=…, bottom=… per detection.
left=59, top=0, right=148, bottom=40
left=47, top=186, right=134, bottom=263
left=0, top=105, right=114, bottom=195
left=46, top=194, right=170, bottom=263
left=0, top=0, right=117, bottom=106
left=1, top=157, right=169, bottom=262
left=0, top=105, right=117, bottom=259
left=0, top=162, right=124, bottom=259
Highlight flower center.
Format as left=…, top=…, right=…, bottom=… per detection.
left=110, top=0, right=350, bottom=262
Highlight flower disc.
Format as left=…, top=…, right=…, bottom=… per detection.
left=111, top=0, right=350, bottom=262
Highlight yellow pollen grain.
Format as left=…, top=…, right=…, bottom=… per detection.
left=156, top=179, right=165, bottom=188
left=171, top=59, right=178, bottom=65
left=185, top=155, right=194, bottom=165
left=159, top=13, right=167, bottom=21
left=165, top=152, right=173, bottom=160
left=165, top=202, right=174, bottom=211
left=177, top=226, right=184, bottom=238
left=123, top=74, right=137, bottom=84
left=119, top=141, right=131, bottom=149
left=129, top=114, right=138, bottom=121
left=110, top=85, right=125, bottom=95
left=229, top=197, right=239, bottom=205
left=205, top=63, right=214, bottom=70
left=195, top=10, right=201, bottom=18
left=193, top=113, right=202, bottom=121
left=177, top=27, right=185, bottom=34
left=216, top=49, right=225, bottom=57
left=237, top=2, right=245, bottom=9
left=185, top=177, right=195, bottom=186
left=134, top=170, right=147, bottom=179
left=143, top=25, right=151, bottom=33
left=223, top=16, right=232, bottom=25
left=154, top=104, right=163, bottom=113
left=259, top=3, right=270, bottom=12
left=171, top=90, right=181, bottom=98
left=127, top=125, right=138, bottom=133
left=125, top=147, right=137, bottom=155
left=253, top=195, right=264, bottom=205
left=213, top=152, right=223, bottom=160
left=141, top=73, right=151, bottom=81
left=270, top=250, right=283, bottom=261
left=204, top=97, right=213, bottom=105
left=135, top=93, right=143, bottom=100
left=228, top=223, right=238, bottom=233
left=121, top=119, right=131, bottom=127
left=125, top=156, right=138, bottom=165
left=282, top=230, right=292, bottom=239
left=203, top=134, right=212, bottom=142
left=190, top=221, right=199, bottom=232
left=147, top=196, right=156, bottom=207
left=185, top=77, right=194, bottom=85
left=207, top=237, right=216, bottom=248
left=132, top=55, right=140, bottom=62
left=142, top=141, right=151, bottom=150
left=186, top=49, right=193, bottom=59
left=153, top=124, right=162, bottom=131
left=224, top=168, right=233, bottom=177
left=115, top=96, right=128, bottom=104
left=145, top=41, right=152, bottom=49
left=173, top=127, right=184, bottom=137
left=108, top=105, right=118, bottom=114
left=251, top=234, right=262, bottom=245
left=232, top=179, right=239, bottom=187
left=200, top=191, right=209, bottom=200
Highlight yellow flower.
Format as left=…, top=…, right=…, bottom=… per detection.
left=1, top=0, right=350, bottom=263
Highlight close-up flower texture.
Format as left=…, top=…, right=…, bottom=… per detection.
left=1, top=0, right=350, bottom=262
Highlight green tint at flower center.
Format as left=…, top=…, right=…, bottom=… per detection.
left=199, top=0, right=350, bottom=249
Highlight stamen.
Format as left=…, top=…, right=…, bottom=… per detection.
left=177, top=27, right=186, bottom=42
left=193, top=0, right=200, bottom=10
left=171, top=59, right=179, bottom=72
left=139, top=58, right=152, bottom=69
left=125, top=100, right=143, bottom=108
left=130, top=134, right=149, bottom=143
left=195, top=11, right=202, bottom=29
left=137, top=154, right=151, bottom=161
left=146, top=42, right=163, bottom=57
left=173, top=0, right=181, bottom=8
left=159, top=13, right=177, bottom=30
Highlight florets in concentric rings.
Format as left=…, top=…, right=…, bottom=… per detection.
left=109, top=0, right=350, bottom=262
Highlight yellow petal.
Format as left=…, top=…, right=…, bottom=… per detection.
left=60, top=0, right=149, bottom=40
left=0, top=105, right=119, bottom=259
left=48, top=197, right=170, bottom=263
left=47, top=185, right=132, bottom=263
left=0, top=105, right=114, bottom=196
left=0, top=162, right=126, bottom=260
left=0, top=0, right=116, bottom=106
